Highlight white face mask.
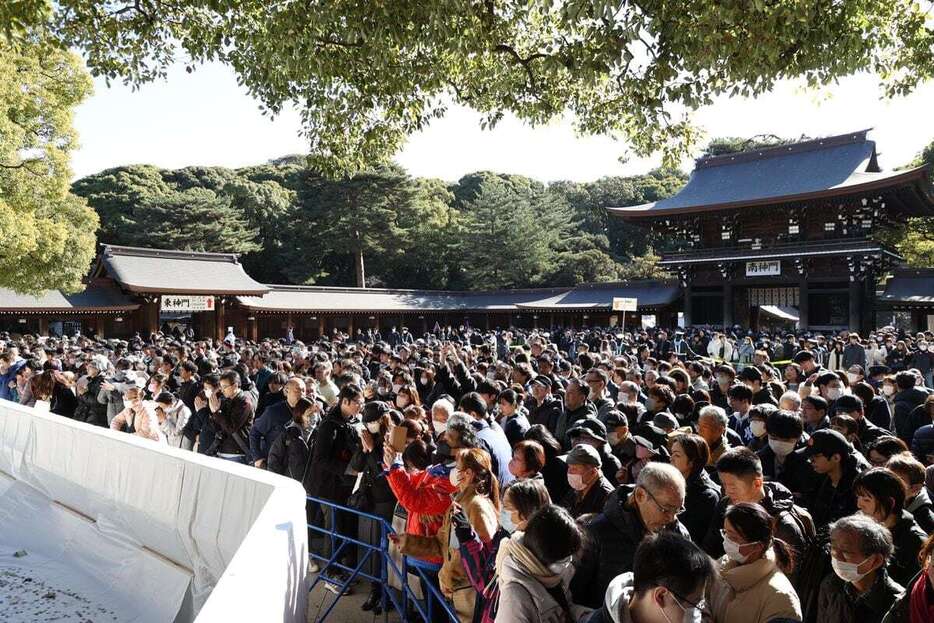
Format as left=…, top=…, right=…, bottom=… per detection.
left=608, top=432, right=621, bottom=446
left=366, top=421, right=381, bottom=434
left=722, top=533, right=749, bottom=563
left=396, top=396, right=410, bottom=408
left=749, top=421, right=767, bottom=438
left=392, top=383, right=402, bottom=394
left=665, top=592, right=703, bottom=623
left=547, top=556, right=573, bottom=574
left=421, top=376, right=429, bottom=385
left=567, top=473, right=588, bottom=491
left=825, top=388, right=842, bottom=401
left=769, top=438, right=797, bottom=458
left=846, top=373, right=859, bottom=384
left=433, top=418, right=447, bottom=433
left=831, top=556, right=873, bottom=584
left=449, top=467, right=461, bottom=487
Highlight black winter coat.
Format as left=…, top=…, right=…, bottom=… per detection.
left=570, top=485, right=691, bottom=609
left=267, top=422, right=315, bottom=493
left=75, top=375, right=108, bottom=426
left=308, top=406, right=360, bottom=501
left=678, top=469, right=721, bottom=544
left=349, top=438, right=396, bottom=507
left=887, top=510, right=927, bottom=588
left=894, top=387, right=932, bottom=443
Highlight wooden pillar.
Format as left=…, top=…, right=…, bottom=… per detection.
left=798, top=279, right=809, bottom=330
left=848, top=279, right=861, bottom=333
left=250, top=316, right=258, bottom=342
left=147, top=298, right=160, bottom=336
left=215, top=299, right=225, bottom=343
left=683, top=283, right=693, bottom=327
left=723, top=283, right=733, bottom=329
left=318, top=316, right=325, bottom=338
left=38, top=317, right=49, bottom=336
left=348, top=315, right=355, bottom=339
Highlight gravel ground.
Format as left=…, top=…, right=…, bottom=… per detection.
left=0, top=560, right=120, bottom=623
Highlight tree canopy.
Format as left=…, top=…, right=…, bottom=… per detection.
left=7, top=1, right=934, bottom=176
left=0, top=34, right=98, bottom=294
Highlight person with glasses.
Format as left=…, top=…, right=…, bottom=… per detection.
left=570, top=462, right=690, bottom=609
left=308, top=382, right=364, bottom=594
left=587, top=531, right=713, bottom=623
left=707, top=502, right=802, bottom=623
left=702, top=448, right=812, bottom=589
left=206, top=369, right=255, bottom=464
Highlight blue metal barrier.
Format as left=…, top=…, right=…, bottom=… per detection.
left=307, top=496, right=459, bottom=623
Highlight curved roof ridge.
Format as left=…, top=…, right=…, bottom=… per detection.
left=102, top=244, right=241, bottom=264
left=695, top=129, right=873, bottom=169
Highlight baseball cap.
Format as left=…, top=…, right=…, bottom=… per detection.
left=568, top=418, right=608, bottom=444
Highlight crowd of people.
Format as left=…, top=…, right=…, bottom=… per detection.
left=2, top=322, right=934, bottom=623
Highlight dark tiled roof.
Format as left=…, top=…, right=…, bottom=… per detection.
left=0, top=283, right=139, bottom=313
left=879, top=268, right=934, bottom=305
left=515, top=282, right=681, bottom=309
left=609, top=130, right=934, bottom=217
left=238, top=281, right=679, bottom=313
left=100, top=245, right=269, bottom=295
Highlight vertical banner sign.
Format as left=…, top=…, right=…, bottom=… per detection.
left=161, top=295, right=215, bottom=313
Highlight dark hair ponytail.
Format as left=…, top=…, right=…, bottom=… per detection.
left=725, top=502, right=796, bottom=575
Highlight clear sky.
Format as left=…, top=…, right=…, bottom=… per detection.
left=71, top=60, right=934, bottom=183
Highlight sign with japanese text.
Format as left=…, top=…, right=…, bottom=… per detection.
left=612, top=297, right=638, bottom=312
left=161, top=295, right=215, bottom=313
left=745, top=260, right=781, bottom=277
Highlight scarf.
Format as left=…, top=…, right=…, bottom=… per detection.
left=494, top=532, right=563, bottom=589
left=909, top=572, right=934, bottom=623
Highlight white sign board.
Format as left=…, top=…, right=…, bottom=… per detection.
left=161, top=295, right=215, bottom=313
left=746, top=260, right=781, bottom=277
left=641, top=314, right=657, bottom=329
left=612, top=297, right=638, bottom=312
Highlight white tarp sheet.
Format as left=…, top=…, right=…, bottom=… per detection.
left=0, top=400, right=308, bottom=623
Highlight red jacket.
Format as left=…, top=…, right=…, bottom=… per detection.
left=386, top=462, right=456, bottom=564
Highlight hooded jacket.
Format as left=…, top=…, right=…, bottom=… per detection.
left=571, top=485, right=691, bottom=609
left=267, top=420, right=315, bottom=492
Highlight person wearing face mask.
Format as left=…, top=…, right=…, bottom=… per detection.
left=394, top=447, right=500, bottom=622
left=569, top=418, right=623, bottom=486
left=707, top=502, right=802, bottom=623
left=853, top=467, right=927, bottom=588
left=349, top=401, right=398, bottom=613
left=590, top=531, right=713, bottom=623
left=669, top=433, right=721, bottom=544
left=395, top=384, right=420, bottom=412
left=430, top=397, right=455, bottom=441
left=571, top=463, right=691, bottom=609
left=559, top=444, right=614, bottom=519
left=817, top=514, right=904, bottom=623
left=746, top=404, right=773, bottom=452
left=455, top=479, right=551, bottom=623
left=493, top=505, right=588, bottom=623
left=815, top=371, right=845, bottom=413
left=607, top=408, right=638, bottom=466
left=757, top=409, right=817, bottom=504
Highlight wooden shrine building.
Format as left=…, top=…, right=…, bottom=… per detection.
left=608, top=130, right=934, bottom=332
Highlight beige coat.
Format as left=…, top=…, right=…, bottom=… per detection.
left=707, top=552, right=802, bottom=623
left=398, top=485, right=498, bottom=621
